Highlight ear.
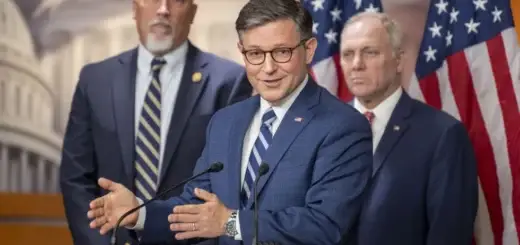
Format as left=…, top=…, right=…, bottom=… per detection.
left=188, top=3, right=198, bottom=24
left=132, top=0, right=138, bottom=20
left=304, top=37, right=318, bottom=64
left=237, top=42, right=247, bottom=64
left=395, top=49, right=405, bottom=74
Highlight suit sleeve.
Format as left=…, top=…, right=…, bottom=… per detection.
left=238, top=113, right=374, bottom=245
left=138, top=113, right=217, bottom=244
left=426, top=122, right=478, bottom=245
left=59, top=66, right=110, bottom=245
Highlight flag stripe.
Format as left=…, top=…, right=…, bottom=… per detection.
left=501, top=29, right=520, bottom=109
left=333, top=54, right=352, bottom=102
left=475, top=178, right=496, bottom=245
left=419, top=73, right=442, bottom=109
left=436, top=63, right=460, bottom=120
left=446, top=50, right=504, bottom=245
left=311, top=57, right=339, bottom=95
left=487, top=32, right=520, bottom=243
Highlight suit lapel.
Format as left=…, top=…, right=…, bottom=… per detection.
left=372, top=92, right=413, bottom=176
left=159, top=43, right=210, bottom=185
left=246, top=80, right=320, bottom=209
left=112, top=49, right=138, bottom=183
left=227, top=97, right=259, bottom=209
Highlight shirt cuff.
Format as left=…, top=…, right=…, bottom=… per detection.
left=234, top=210, right=242, bottom=240
left=127, top=198, right=146, bottom=230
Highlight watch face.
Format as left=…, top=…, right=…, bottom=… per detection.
left=225, top=221, right=238, bottom=236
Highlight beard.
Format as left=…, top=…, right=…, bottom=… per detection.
left=145, top=19, right=175, bottom=53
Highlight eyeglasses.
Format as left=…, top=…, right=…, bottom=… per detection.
left=241, top=39, right=308, bottom=65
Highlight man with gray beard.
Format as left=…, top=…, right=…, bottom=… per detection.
left=59, top=0, right=252, bottom=245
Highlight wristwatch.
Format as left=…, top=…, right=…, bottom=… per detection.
left=224, top=210, right=238, bottom=237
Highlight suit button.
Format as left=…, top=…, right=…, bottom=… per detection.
left=124, top=242, right=131, bottom=245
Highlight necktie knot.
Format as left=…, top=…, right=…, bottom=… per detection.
left=262, top=108, right=277, bottom=128
left=364, top=111, right=375, bottom=125
left=151, top=57, right=166, bottom=73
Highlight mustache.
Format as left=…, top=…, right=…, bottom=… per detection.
left=148, top=19, right=171, bottom=28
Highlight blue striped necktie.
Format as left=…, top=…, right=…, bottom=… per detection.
left=241, top=108, right=277, bottom=208
left=134, top=57, right=166, bottom=200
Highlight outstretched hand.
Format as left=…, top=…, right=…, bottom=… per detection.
left=87, top=178, right=139, bottom=235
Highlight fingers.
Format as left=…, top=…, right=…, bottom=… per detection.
left=89, top=215, right=107, bottom=229
left=173, top=204, right=201, bottom=214
left=89, top=196, right=105, bottom=209
left=194, top=188, right=217, bottom=202
left=168, top=213, right=198, bottom=223
left=175, top=231, right=202, bottom=240
left=87, top=207, right=105, bottom=219
left=99, top=220, right=115, bottom=235
left=170, top=222, right=199, bottom=232
left=98, top=177, right=120, bottom=192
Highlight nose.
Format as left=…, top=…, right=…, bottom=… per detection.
left=157, top=0, right=170, bottom=17
left=352, top=53, right=365, bottom=70
left=261, top=53, right=277, bottom=74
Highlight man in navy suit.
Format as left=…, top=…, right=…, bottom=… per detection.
left=86, top=0, right=374, bottom=244
left=59, top=0, right=252, bottom=244
left=339, top=12, right=478, bottom=245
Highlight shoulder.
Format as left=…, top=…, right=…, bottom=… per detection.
left=81, top=48, right=135, bottom=73
left=410, top=98, right=463, bottom=132
left=408, top=98, right=470, bottom=145
left=76, top=48, right=136, bottom=87
left=316, top=87, right=371, bottom=133
left=196, top=48, right=246, bottom=81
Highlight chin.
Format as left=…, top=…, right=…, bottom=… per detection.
left=146, top=35, right=174, bottom=53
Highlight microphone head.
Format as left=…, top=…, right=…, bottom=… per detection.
left=258, top=162, right=270, bottom=176
left=209, top=162, right=224, bottom=172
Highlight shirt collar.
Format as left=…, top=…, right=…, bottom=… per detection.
left=353, top=87, right=403, bottom=119
left=259, top=75, right=309, bottom=120
left=137, top=41, right=189, bottom=75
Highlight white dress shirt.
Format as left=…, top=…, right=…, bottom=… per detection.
left=353, top=87, right=403, bottom=153
left=132, top=42, right=188, bottom=229
left=134, top=42, right=188, bottom=177
left=234, top=76, right=308, bottom=240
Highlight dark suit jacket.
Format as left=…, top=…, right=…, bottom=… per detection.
left=139, top=79, right=374, bottom=245
left=59, top=42, right=252, bottom=245
left=344, top=91, right=478, bottom=245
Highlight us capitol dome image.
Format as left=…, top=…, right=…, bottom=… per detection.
left=0, top=0, right=61, bottom=193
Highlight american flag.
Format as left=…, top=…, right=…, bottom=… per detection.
left=302, top=0, right=520, bottom=244
left=408, top=0, right=520, bottom=244
left=301, top=0, right=383, bottom=102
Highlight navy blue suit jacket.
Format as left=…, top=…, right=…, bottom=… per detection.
left=139, top=79, right=374, bottom=245
left=59, top=43, right=252, bottom=245
left=344, top=92, right=478, bottom=245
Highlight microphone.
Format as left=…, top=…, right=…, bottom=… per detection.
left=111, top=162, right=224, bottom=245
left=253, top=162, right=270, bottom=245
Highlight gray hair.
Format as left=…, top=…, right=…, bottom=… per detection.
left=235, top=0, right=313, bottom=41
left=342, top=12, right=404, bottom=57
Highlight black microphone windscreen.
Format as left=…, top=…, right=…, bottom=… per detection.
left=209, top=162, right=224, bottom=172
left=258, top=163, right=269, bottom=176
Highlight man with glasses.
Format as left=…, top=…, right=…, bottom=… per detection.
left=87, top=0, right=373, bottom=244
left=60, top=0, right=252, bottom=244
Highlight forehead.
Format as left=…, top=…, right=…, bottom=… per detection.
left=241, top=19, right=301, bottom=48
left=341, top=18, right=390, bottom=48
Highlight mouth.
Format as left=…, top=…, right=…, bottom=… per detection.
left=260, top=78, right=283, bottom=87
left=149, top=23, right=172, bottom=37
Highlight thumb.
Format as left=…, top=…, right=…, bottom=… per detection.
left=194, top=188, right=216, bottom=202
left=98, top=178, right=120, bottom=192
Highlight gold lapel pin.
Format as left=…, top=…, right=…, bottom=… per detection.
left=294, top=117, right=303, bottom=122
left=393, top=125, right=400, bottom=131
left=192, top=72, right=202, bottom=83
